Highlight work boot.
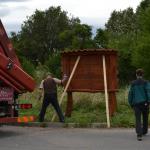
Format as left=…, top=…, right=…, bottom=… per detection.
left=60, top=118, right=65, bottom=123
left=137, top=135, right=142, bottom=141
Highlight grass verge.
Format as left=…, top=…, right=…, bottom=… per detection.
left=17, top=86, right=149, bottom=127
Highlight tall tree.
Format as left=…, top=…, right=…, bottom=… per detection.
left=105, top=8, right=137, bottom=83
left=11, top=6, right=95, bottom=77
left=11, top=6, right=71, bottom=64
left=59, top=23, right=94, bottom=50
left=94, top=28, right=108, bottom=48
left=11, top=6, right=94, bottom=64
left=132, top=0, right=150, bottom=79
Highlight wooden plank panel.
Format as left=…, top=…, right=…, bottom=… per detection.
left=61, top=50, right=118, bottom=92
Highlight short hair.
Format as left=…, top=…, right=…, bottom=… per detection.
left=136, top=68, right=144, bottom=76
left=46, top=72, right=53, bottom=77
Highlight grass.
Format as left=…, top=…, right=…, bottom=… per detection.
left=17, top=86, right=149, bottom=127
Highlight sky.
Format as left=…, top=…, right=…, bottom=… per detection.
left=0, top=0, right=142, bottom=34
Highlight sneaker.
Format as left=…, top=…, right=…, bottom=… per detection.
left=137, top=135, right=142, bottom=141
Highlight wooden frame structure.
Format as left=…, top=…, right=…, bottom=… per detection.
left=61, top=49, right=118, bottom=121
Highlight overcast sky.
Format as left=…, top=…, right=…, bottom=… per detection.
left=0, top=0, right=142, bottom=34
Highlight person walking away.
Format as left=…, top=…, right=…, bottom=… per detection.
left=128, top=69, right=150, bottom=141
left=39, top=72, right=67, bottom=122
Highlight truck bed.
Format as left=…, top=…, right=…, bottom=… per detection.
left=0, top=19, right=35, bottom=93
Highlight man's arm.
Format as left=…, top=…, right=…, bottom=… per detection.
left=53, top=78, right=62, bottom=84
left=53, top=74, right=68, bottom=85
left=38, top=80, right=44, bottom=100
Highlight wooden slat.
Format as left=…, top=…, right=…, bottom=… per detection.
left=102, top=55, right=110, bottom=128
left=51, top=56, right=81, bottom=122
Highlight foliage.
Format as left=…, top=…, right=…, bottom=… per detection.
left=105, top=7, right=136, bottom=35
left=34, top=63, right=49, bottom=83
left=132, top=34, right=150, bottom=79
left=133, top=1, right=150, bottom=79
left=19, top=56, right=35, bottom=77
left=10, top=0, right=150, bottom=84
left=11, top=6, right=94, bottom=65
left=103, top=1, right=150, bottom=82
left=10, top=6, right=95, bottom=79
left=11, top=7, right=69, bottom=64
left=44, top=52, right=61, bottom=78
left=59, top=23, right=95, bottom=49
left=94, top=28, right=108, bottom=48
left=105, top=8, right=137, bottom=83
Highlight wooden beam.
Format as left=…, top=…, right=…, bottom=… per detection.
left=102, top=55, right=110, bottom=128
left=51, top=56, right=81, bottom=121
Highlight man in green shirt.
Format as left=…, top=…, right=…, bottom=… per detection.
left=128, top=69, right=150, bottom=141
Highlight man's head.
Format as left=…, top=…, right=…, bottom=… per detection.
left=46, top=72, right=53, bottom=78
left=136, top=68, right=144, bottom=78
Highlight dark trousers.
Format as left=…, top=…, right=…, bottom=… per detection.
left=39, top=93, right=64, bottom=122
left=133, top=103, right=149, bottom=136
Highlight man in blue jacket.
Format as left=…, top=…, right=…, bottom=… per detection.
left=128, top=69, right=150, bottom=141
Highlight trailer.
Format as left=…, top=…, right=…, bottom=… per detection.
left=0, top=20, right=35, bottom=124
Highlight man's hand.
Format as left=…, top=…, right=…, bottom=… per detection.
left=61, top=74, right=68, bottom=85
left=63, top=74, right=68, bottom=81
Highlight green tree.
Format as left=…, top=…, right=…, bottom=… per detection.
left=94, top=28, right=108, bottom=48
left=11, top=6, right=94, bottom=65
left=59, top=23, right=94, bottom=50
left=11, top=6, right=70, bottom=64
left=44, top=52, right=61, bottom=78
left=105, top=8, right=137, bottom=83
left=10, top=6, right=96, bottom=77
left=10, top=32, right=35, bottom=76
left=132, top=0, right=150, bottom=79
left=106, top=8, right=136, bottom=35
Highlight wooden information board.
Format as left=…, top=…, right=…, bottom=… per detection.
left=61, top=49, right=118, bottom=117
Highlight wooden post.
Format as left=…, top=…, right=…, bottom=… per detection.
left=65, top=92, right=73, bottom=117
left=102, top=55, right=110, bottom=128
left=109, top=92, right=117, bottom=116
left=51, top=56, right=80, bottom=122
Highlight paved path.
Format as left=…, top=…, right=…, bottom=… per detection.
left=0, top=126, right=149, bottom=150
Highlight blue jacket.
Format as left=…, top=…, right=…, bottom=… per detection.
left=128, top=78, right=150, bottom=106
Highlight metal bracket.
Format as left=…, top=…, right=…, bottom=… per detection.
left=6, top=59, right=14, bottom=70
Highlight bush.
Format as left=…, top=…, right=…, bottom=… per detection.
left=45, top=52, right=61, bottom=78
left=20, top=57, right=35, bottom=77
left=34, top=63, right=49, bottom=84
